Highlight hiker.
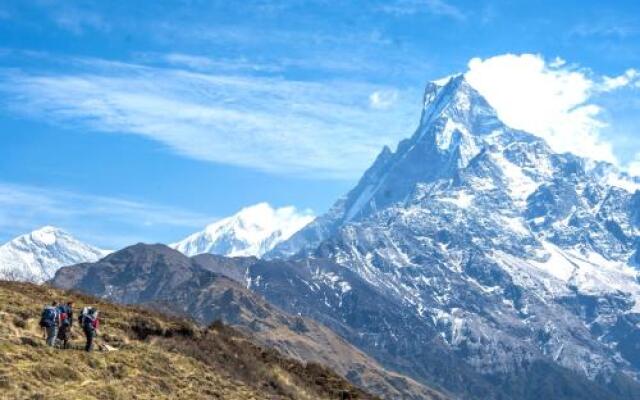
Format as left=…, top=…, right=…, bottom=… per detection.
left=39, top=301, right=60, bottom=347
left=81, top=307, right=100, bottom=352
left=56, top=301, right=74, bottom=349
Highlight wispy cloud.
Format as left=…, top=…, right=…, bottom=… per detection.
left=0, top=57, right=418, bottom=179
left=159, top=53, right=277, bottom=73
left=369, top=89, right=399, bottom=110
left=379, top=0, right=466, bottom=20
left=569, top=21, right=639, bottom=39
left=0, top=181, right=214, bottom=248
left=601, top=69, right=640, bottom=91
left=143, top=49, right=404, bottom=77
left=423, top=0, right=466, bottom=20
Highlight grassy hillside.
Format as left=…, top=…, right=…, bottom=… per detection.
left=0, top=281, right=378, bottom=400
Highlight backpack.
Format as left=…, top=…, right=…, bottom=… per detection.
left=60, top=311, right=69, bottom=326
left=58, top=305, right=72, bottom=327
left=39, top=306, right=57, bottom=328
left=83, top=314, right=96, bottom=332
left=79, top=306, right=90, bottom=326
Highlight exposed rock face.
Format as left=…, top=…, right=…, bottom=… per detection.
left=264, top=76, right=640, bottom=398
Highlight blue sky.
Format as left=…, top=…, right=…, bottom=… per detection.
left=0, top=0, right=639, bottom=248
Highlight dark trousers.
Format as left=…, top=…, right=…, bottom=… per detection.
left=84, top=328, right=95, bottom=352
left=57, top=325, right=70, bottom=349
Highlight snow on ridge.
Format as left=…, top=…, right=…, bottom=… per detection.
left=269, top=73, right=640, bottom=385
left=29, top=225, right=60, bottom=246
left=0, top=226, right=108, bottom=284
left=497, top=242, right=640, bottom=313
left=171, top=202, right=315, bottom=258
left=489, top=151, right=540, bottom=206
left=439, top=191, right=474, bottom=208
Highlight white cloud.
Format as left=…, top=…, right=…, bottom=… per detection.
left=628, top=157, right=640, bottom=177
left=0, top=60, right=415, bottom=179
left=549, top=57, right=566, bottom=68
left=465, top=53, right=617, bottom=163
left=369, top=89, right=399, bottom=109
left=601, top=69, right=640, bottom=91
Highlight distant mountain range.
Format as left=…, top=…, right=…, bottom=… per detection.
left=0, top=203, right=314, bottom=283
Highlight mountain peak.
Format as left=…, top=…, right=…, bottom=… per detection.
left=333, top=75, right=512, bottom=223
left=171, top=203, right=314, bottom=257
left=28, top=225, right=68, bottom=246
left=269, top=74, right=548, bottom=256
left=0, top=227, right=107, bottom=283
left=418, top=74, right=501, bottom=139
left=422, top=73, right=466, bottom=108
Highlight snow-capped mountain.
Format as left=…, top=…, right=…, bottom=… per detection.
left=0, top=226, right=108, bottom=283
left=266, top=75, right=640, bottom=397
left=171, top=203, right=314, bottom=257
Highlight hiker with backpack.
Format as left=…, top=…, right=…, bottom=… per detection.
left=80, top=307, right=100, bottom=352
left=40, top=301, right=60, bottom=347
left=56, top=301, right=74, bottom=349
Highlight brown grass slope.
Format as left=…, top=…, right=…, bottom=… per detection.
left=0, top=281, right=378, bottom=400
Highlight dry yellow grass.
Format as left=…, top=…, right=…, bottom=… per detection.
left=0, top=281, right=377, bottom=400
